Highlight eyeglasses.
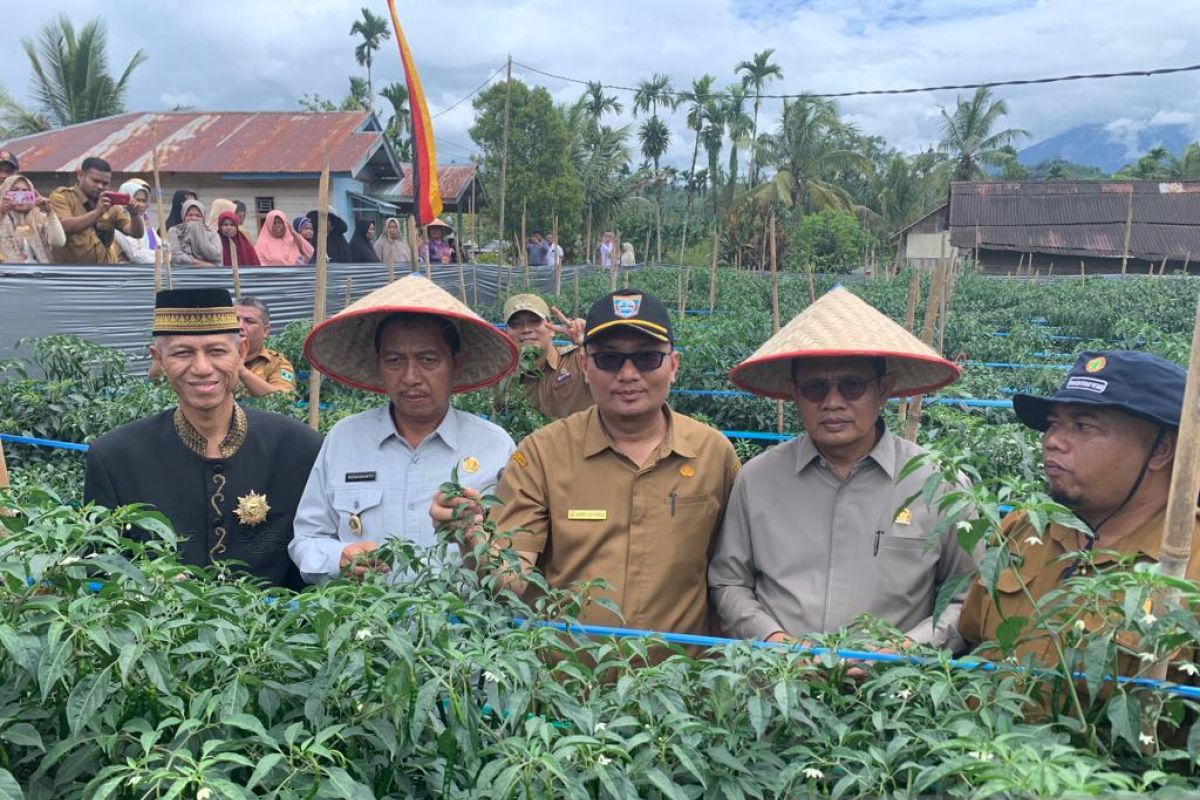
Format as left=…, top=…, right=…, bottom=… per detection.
left=588, top=350, right=670, bottom=373
left=795, top=377, right=875, bottom=403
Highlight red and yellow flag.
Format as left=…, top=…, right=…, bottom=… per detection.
left=386, top=0, right=442, bottom=225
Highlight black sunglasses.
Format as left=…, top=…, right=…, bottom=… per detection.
left=588, top=350, right=670, bottom=373
left=795, top=376, right=875, bottom=403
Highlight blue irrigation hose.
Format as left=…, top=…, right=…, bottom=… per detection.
left=965, top=361, right=1072, bottom=371
left=0, top=433, right=90, bottom=452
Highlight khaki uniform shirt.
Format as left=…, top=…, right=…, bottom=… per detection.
left=958, top=507, right=1200, bottom=672
left=496, top=405, right=741, bottom=635
left=708, top=430, right=980, bottom=647
left=48, top=186, right=133, bottom=264
left=519, top=345, right=594, bottom=419
left=244, top=346, right=297, bottom=394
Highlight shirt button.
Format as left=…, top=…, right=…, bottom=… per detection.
left=212, top=463, right=225, bottom=474
left=412, top=455, right=421, bottom=464
left=407, top=502, right=416, bottom=510
left=211, top=516, right=222, bottom=527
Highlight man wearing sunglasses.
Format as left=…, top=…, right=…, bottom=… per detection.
left=433, top=289, right=740, bottom=637
left=709, top=287, right=979, bottom=651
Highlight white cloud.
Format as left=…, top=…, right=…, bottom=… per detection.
left=2, top=0, right=1197, bottom=165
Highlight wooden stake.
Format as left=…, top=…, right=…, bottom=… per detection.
left=1159, top=255, right=1168, bottom=277
left=455, top=237, right=467, bottom=302
left=1143, top=288, right=1200, bottom=743
left=229, top=238, right=241, bottom=300
left=497, top=54, right=512, bottom=278
left=0, top=437, right=8, bottom=491
left=611, top=232, right=620, bottom=293
left=708, top=224, right=720, bottom=312
left=552, top=214, right=562, bottom=296
left=406, top=214, right=421, bottom=275
left=643, top=225, right=652, bottom=269
left=344, top=276, right=352, bottom=307
left=308, top=162, right=330, bottom=432
left=572, top=260, right=580, bottom=317
left=805, top=262, right=816, bottom=304
left=424, top=224, right=433, bottom=279
left=769, top=213, right=784, bottom=434
left=1120, top=188, right=1133, bottom=276
left=905, top=256, right=948, bottom=442
left=386, top=244, right=395, bottom=283
left=150, top=119, right=169, bottom=292
left=898, top=269, right=921, bottom=425
left=520, top=198, right=527, bottom=273
left=1183, top=251, right=1191, bottom=275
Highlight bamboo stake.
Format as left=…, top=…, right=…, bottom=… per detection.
left=455, top=237, right=467, bottom=303
left=897, top=269, right=921, bottom=426
left=1143, top=289, right=1200, bottom=748
left=643, top=225, right=652, bottom=269
left=150, top=119, right=169, bottom=292
left=1159, top=255, right=1168, bottom=277
left=1183, top=251, right=1191, bottom=275
left=229, top=238, right=241, bottom=299
left=308, top=162, right=330, bottom=432
left=497, top=54, right=512, bottom=278
left=905, top=256, right=948, bottom=442
left=585, top=207, right=593, bottom=266
left=0, top=438, right=8, bottom=491
left=406, top=214, right=421, bottom=275
left=424, top=224, right=433, bottom=279
left=708, top=224, right=720, bottom=312
left=552, top=215, right=562, bottom=296
left=806, top=262, right=816, bottom=304
left=572, top=261, right=580, bottom=317
left=344, top=276, right=353, bottom=307
left=1120, top=188, right=1133, bottom=276
left=769, top=213, right=784, bottom=435
left=520, top=198, right=527, bottom=275
left=936, top=256, right=953, bottom=353
left=611, top=232, right=620, bottom=293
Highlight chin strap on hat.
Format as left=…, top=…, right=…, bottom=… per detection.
left=1060, top=426, right=1166, bottom=581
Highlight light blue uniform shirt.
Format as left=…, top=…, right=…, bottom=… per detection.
left=289, top=404, right=515, bottom=583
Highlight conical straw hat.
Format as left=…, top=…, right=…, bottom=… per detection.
left=729, top=286, right=961, bottom=400
left=304, top=274, right=517, bottom=394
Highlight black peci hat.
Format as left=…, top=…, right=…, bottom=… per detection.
left=152, top=288, right=240, bottom=336
left=583, top=289, right=673, bottom=345
left=1012, top=350, right=1186, bottom=432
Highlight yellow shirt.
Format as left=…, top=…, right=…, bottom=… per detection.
left=494, top=405, right=740, bottom=635
left=243, top=346, right=296, bottom=394
left=48, top=185, right=133, bottom=264
left=518, top=345, right=594, bottom=419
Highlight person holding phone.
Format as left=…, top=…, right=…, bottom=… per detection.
left=49, top=156, right=145, bottom=264
left=0, top=173, right=65, bottom=264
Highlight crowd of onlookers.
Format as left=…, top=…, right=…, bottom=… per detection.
left=0, top=151, right=463, bottom=267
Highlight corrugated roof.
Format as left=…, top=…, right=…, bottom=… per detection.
left=1, top=111, right=395, bottom=178
left=375, top=163, right=485, bottom=209
left=949, top=181, right=1200, bottom=260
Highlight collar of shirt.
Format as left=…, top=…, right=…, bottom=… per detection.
left=73, top=184, right=93, bottom=211
left=543, top=346, right=562, bottom=372
left=371, top=403, right=459, bottom=451
left=581, top=405, right=697, bottom=460
left=793, top=421, right=896, bottom=479
left=1045, top=505, right=1171, bottom=565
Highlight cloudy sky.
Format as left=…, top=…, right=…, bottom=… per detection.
left=3, top=0, right=1198, bottom=166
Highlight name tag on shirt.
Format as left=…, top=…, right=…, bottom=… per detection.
left=567, top=509, right=607, bottom=521
left=345, top=471, right=377, bottom=483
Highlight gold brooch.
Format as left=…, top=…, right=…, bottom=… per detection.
left=462, top=456, right=480, bottom=474
left=234, top=490, right=271, bottom=526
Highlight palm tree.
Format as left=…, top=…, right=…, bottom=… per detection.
left=379, top=81, right=412, bottom=160
left=0, top=84, right=50, bottom=136
left=735, top=48, right=783, bottom=188
left=633, top=74, right=677, bottom=261
left=579, top=81, right=622, bottom=136
left=1168, top=142, right=1200, bottom=180
left=19, top=15, right=146, bottom=131
left=341, top=77, right=371, bottom=112
left=350, top=7, right=391, bottom=109
left=873, top=153, right=925, bottom=232
left=720, top=85, right=753, bottom=212
left=937, top=87, right=1030, bottom=181
left=678, top=74, right=717, bottom=258
left=701, top=100, right=725, bottom=212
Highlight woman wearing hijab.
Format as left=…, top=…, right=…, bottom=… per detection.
left=164, top=188, right=198, bottom=230
left=304, top=208, right=352, bottom=263
left=293, top=215, right=316, bottom=263
left=207, top=199, right=238, bottom=232
left=347, top=218, right=380, bottom=263
left=0, top=174, right=65, bottom=264
left=114, top=179, right=159, bottom=264
left=426, top=218, right=454, bottom=264
left=255, top=209, right=314, bottom=266
left=373, top=216, right=412, bottom=266
left=167, top=198, right=222, bottom=266
left=217, top=211, right=260, bottom=266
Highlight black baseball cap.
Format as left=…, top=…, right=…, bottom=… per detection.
left=583, top=289, right=673, bottom=345
left=0, top=150, right=18, bottom=170
left=1013, top=350, right=1186, bottom=431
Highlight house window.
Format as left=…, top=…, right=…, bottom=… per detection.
left=255, top=197, right=275, bottom=214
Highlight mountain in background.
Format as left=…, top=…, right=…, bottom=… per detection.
left=1018, top=122, right=1193, bottom=173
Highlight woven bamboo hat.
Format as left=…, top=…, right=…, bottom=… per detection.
left=729, top=286, right=961, bottom=400
left=304, top=274, right=517, bottom=394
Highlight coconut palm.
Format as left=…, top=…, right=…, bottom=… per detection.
left=633, top=74, right=677, bottom=261
left=379, top=81, right=412, bottom=160
left=757, top=95, right=869, bottom=213
left=937, top=87, right=1030, bottom=181
left=341, top=77, right=371, bottom=112
left=350, top=7, right=391, bottom=108
left=720, top=85, right=753, bottom=212
left=0, top=84, right=50, bottom=136
left=677, top=74, right=717, bottom=258
left=18, top=15, right=146, bottom=132
left=736, top=48, right=783, bottom=188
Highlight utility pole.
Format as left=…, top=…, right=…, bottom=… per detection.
left=497, top=55, right=512, bottom=274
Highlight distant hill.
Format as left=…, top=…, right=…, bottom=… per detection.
left=1018, top=122, right=1193, bottom=173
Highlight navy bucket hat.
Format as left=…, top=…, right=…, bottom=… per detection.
left=1012, top=350, right=1186, bottom=432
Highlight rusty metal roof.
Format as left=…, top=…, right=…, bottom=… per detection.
left=1, top=111, right=397, bottom=179
left=949, top=180, right=1200, bottom=260
left=374, top=163, right=486, bottom=210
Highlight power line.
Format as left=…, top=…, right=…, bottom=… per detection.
left=510, top=59, right=1200, bottom=101
left=431, top=63, right=507, bottom=118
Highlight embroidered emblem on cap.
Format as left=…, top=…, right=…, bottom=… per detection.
left=234, top=490, right=270, bottom=526
left=1084, top=356, right=1107, bottom=373
left=1066, top=376, right=1108, bottom=394
left=462, top=456, right=480, bottom=474
left=679, top=464, right=696, bottom=477
left=613, top=293, right=642, bottom=319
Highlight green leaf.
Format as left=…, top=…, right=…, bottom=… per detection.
left=325, top=766, right=374, bottom=800
left=746, top=693, right=768, bottom=740
left=225, top=713, right=270, bottom=740
left=0, top=768, right=23, bottom=800
left=1106, top=692, right=1142, bottom=751
left=644, top=767, right=688, bottom=800
left=993, top=616, right=1028, bottom=653
left=931, top=572, right=972, bottom=628
left=0, top=723, right=43, bottom=751
left=66, top=665, right=112, bottom=735
left=247, top=752, right=284, bottom=791
left=1083, top=632, right=1113, bottom=702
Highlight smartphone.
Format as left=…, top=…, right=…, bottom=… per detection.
left=101, top=191, right=131, bottom=206
left=4, top=190, right=36, bottom=205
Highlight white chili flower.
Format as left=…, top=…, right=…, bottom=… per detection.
left=1142, top=612, right=1158, bottom=626
left=593, top=722, right=607, bottom=734
left=1178, top=662, right=1199, bottom=676
left=124, top=524, right=132, bottom=531
left=483, top=670, right=500, bottom=683
left=802, top=767, right=825, bottom=780
left=354, top=628, right=371, bottom=641
left=196, top=789, right=212, bottom=800
left=1139, top=733, right=1155, bottom=747
left=1073, top=620, right=1087, bottom=632
left=1137, top=652, right=1157, bottom=664
left=57, top=556, right=86, bottom=566
left=893, top=688, right=912, bottom=701
left=956, top=521, right=973, bottom=533
left=966, top=750, right=995, bottom=762
left=1023, top=535, right=1043, bottom=547
left=596, top=755, right=613, bottom=767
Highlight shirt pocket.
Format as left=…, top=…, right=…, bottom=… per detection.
left=331, top=488, right=384, bottom=542
left=651, top=494, right=719, bottom=581
left=874, top=524, right=939, bottom=610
